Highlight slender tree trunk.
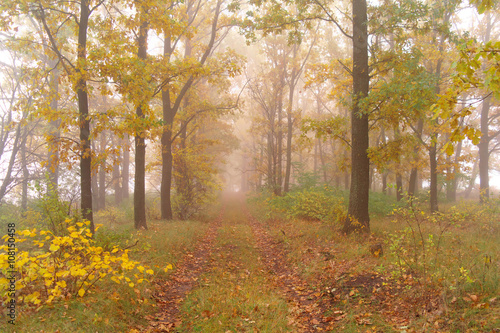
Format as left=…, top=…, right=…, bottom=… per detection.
left=134, top=12, right=149, bottom=230
left=47, top=59, right=60, bottom=194
left=113, top=135, right=122, bottom=206
left=160, top=0, right=220, bottom=219
left=408, top=118, right=423, bottom=196
left=396, top=173, right=403, bottom=201
left=344, top=0, right=370, bottom=234
left=21, top=129, right=28, bottom=212
left=284, top=69, right=297, bottom=193
left=479, top=12, right=492, bottom=203
left=0, top=122, right=23, bottom=203
left=429, top=137, right=439, bottom=212
left=465, top=160, right=478, bottom=199
left=122, top=134, right=130, bottom=200
left=98, top=131, right=106, bottom=211
left=277, top=94, right=283, bottom=196
left=450, top=138, right=462, bottom=201
left=479, top=96, right=491, bottom=203
left=91, top=140, right=99, bottom=210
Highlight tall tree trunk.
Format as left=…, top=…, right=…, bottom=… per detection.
left=465, top=160, right=478, bottom=199
left=479, top=96, right=491, bottom=202
left=277, top=93, right=283, bottom=196
left=91, top=140, right=99, bottom=211
left=47, top=59, right=60, bottom=194
left=344, top=0, right=370, bottom=234
left=21, top=129, right=28, bottom=212
left=160, top=0, right=221, bottom=218
left=450, top=138, right=462, bottom=201
left=98, top=131, right=106, bottom=211
left=134, top=12, right=149, bottom=230
left=77, top=0, right=93, bottom=233
left=284, top=70, right=296, bottom=193
left=122, top=134, right=130, bottom=200
left=113, top=135, right=122, bottom=206
left=429, top=137, right=439, bottom=212
left=408, top=118, right=423, bottom=196
left=479, top=11, right=492, bottom=203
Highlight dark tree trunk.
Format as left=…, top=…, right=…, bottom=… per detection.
left=134, top=14, right=149, bottom=230
left=77, top=0, right=94, bottom=234
left=343, top=0, right=370, bottom=234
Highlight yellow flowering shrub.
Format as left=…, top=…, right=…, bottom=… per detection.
left=0, top=220, right=172, bottom=306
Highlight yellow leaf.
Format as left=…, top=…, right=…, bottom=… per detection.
left=146, top=269, right=154, bottom=275
left=78, top=289, right=85, bottom=297
left=49, top=244, right=60, bottom=252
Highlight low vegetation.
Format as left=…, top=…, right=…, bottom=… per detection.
left=249, top=187, right=499, bottom=332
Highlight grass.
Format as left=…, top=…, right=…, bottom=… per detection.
left=2, top=191, right=498, bottom=332
left=177, top=200, right=291, bottom=332
left=248, top=191, right=500, bottom=332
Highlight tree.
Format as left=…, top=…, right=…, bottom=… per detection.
left=343, top=0, right=370, bottom=233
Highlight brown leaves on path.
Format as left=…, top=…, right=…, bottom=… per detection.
left=246, top=211, right=332, bottom=332
left=144, top=210, right=223, bottom=332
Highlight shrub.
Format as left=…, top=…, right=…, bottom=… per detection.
left=258, top=186, right=347, bottom=223
left=386, top=198, right=499, bottom=295
left=0, top=220, right=172, bottom=306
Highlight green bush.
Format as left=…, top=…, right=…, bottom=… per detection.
left=251, top=186, right=347, bottom=223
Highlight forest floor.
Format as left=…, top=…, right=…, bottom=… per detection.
left=140, top=194, right=498, bottom=333
left=3, top=193, right=498, bottom=332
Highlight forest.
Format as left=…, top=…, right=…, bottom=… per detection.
left=0, top=0, right=499, bottom=331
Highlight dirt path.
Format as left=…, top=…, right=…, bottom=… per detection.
left=246, top=209, right=332, bottom=332
left=145, top=209, right=224, bottom=332
left=146, top=197, right=331, bottom=332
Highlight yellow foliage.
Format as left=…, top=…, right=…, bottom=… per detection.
left=0, top=220, right=166, bottom=306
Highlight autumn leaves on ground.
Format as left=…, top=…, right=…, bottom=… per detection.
left=3, top=192, right=498, bottom=333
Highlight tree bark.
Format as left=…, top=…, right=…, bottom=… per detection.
left=479, top=96, right=491, bottom=202
left=21, top=128, right=28, bottom=212
left=122, top=134, right=130, bottom=200
left=429, top=137, right=438, bottom=212
left=98, top=131, right=106, bottom=211
left=47, top=58, right=60, bottom=194
left=408, top=118, right=423, bottom=196
left=343, top=0, right=370, bottom=234
left=479, top=11, right=493, bottom=203
left=113, top=135, right=122, bottom=206
left=77, top=0, right=94, bottom=234
left=134, top=12, right=149, bottom=230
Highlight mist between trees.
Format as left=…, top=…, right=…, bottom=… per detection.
left=0, top=0, right=498, bottom=233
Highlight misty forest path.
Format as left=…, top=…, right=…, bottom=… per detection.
left=145, top=194, right=332, bottom=332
